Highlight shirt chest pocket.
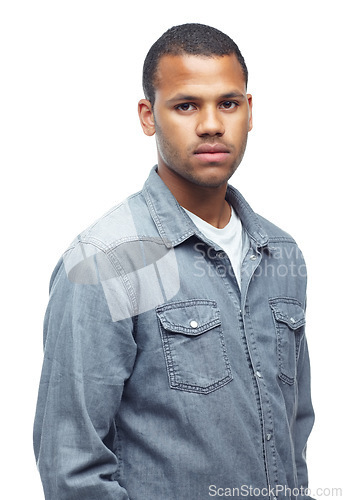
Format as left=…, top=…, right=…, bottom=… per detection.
left=156, top=299, right=233, bottom=394
left=269, top=298, right=306, bottom=385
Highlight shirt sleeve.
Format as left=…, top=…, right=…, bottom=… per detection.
left=294, top=331, right=316, bottom=500
left=33, top=243, right=137, bottom=499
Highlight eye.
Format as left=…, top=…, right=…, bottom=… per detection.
left=175, top=103, right=196, bottom=112
left=219, top=101, right=238, bottom=110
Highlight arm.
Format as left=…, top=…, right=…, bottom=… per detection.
left=33, top=246, right=137, bottom=499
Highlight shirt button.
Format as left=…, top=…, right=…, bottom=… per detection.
left=266, top=433, right=272, bottom=441
left=255, top=371, right=262, bottom=378
left=190, top=320, right=198, bottom=328
left=250, top=254, right=257, bottom=261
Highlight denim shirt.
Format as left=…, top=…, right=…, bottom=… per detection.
left=34, top=167, right=315, bottom=500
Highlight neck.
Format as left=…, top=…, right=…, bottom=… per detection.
left=157, top=166, right=231, bottom=229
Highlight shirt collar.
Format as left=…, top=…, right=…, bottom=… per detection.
left=142, top=166, right=269, bottom=249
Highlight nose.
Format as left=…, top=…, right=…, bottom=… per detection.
left=196, top=106, right=225, bottom=137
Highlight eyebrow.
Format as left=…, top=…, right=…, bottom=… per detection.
left=166, top=91, right=245, bottom=104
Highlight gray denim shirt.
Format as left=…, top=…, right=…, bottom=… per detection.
left=34, top=167, right=315, bottom=500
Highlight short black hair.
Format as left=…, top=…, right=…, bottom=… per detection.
left=143, top=23, right=248, bottom=106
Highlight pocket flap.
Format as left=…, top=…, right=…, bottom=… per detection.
left=269, top=298, right=305, bottom=330
left=156, top=299, right=221, bottom=336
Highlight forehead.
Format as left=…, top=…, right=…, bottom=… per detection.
left=154, top=54, right=246, bottom=98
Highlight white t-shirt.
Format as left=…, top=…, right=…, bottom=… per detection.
left=183, top=205, right=250, bottom=289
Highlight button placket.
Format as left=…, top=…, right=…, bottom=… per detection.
left=241, top=248, right=279, bottom=499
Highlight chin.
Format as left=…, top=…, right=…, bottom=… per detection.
left=188, top=173, right=230, bottom=189
left=189, top=167, right=236, bottom=188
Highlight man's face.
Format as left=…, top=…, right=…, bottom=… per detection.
left=139, top=53, right=252, bottom=189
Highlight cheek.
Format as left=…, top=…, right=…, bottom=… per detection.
left=159, top=120, right=191, bottom=148
left=168, top=117, right=194, bottom=136
left=228, top=115, right=250, bottom=140
left=156, top=129, right=179, bottom=159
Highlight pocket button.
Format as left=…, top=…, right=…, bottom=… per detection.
left=190, top=320, right=198, bottom=328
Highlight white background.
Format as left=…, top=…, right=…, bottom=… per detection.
left=1, top=0, right=342, bottom=497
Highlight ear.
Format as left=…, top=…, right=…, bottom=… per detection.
left=138, top=99, right=156, bottom=136
left=247, top=94, right=253, bottom=132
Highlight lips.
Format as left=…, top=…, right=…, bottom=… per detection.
left=194, top=143, right=230, bottom=163
left=194, top=143, right=230, bottom=154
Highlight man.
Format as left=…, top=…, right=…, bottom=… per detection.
left=34, top=23, right=315, bottom=500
